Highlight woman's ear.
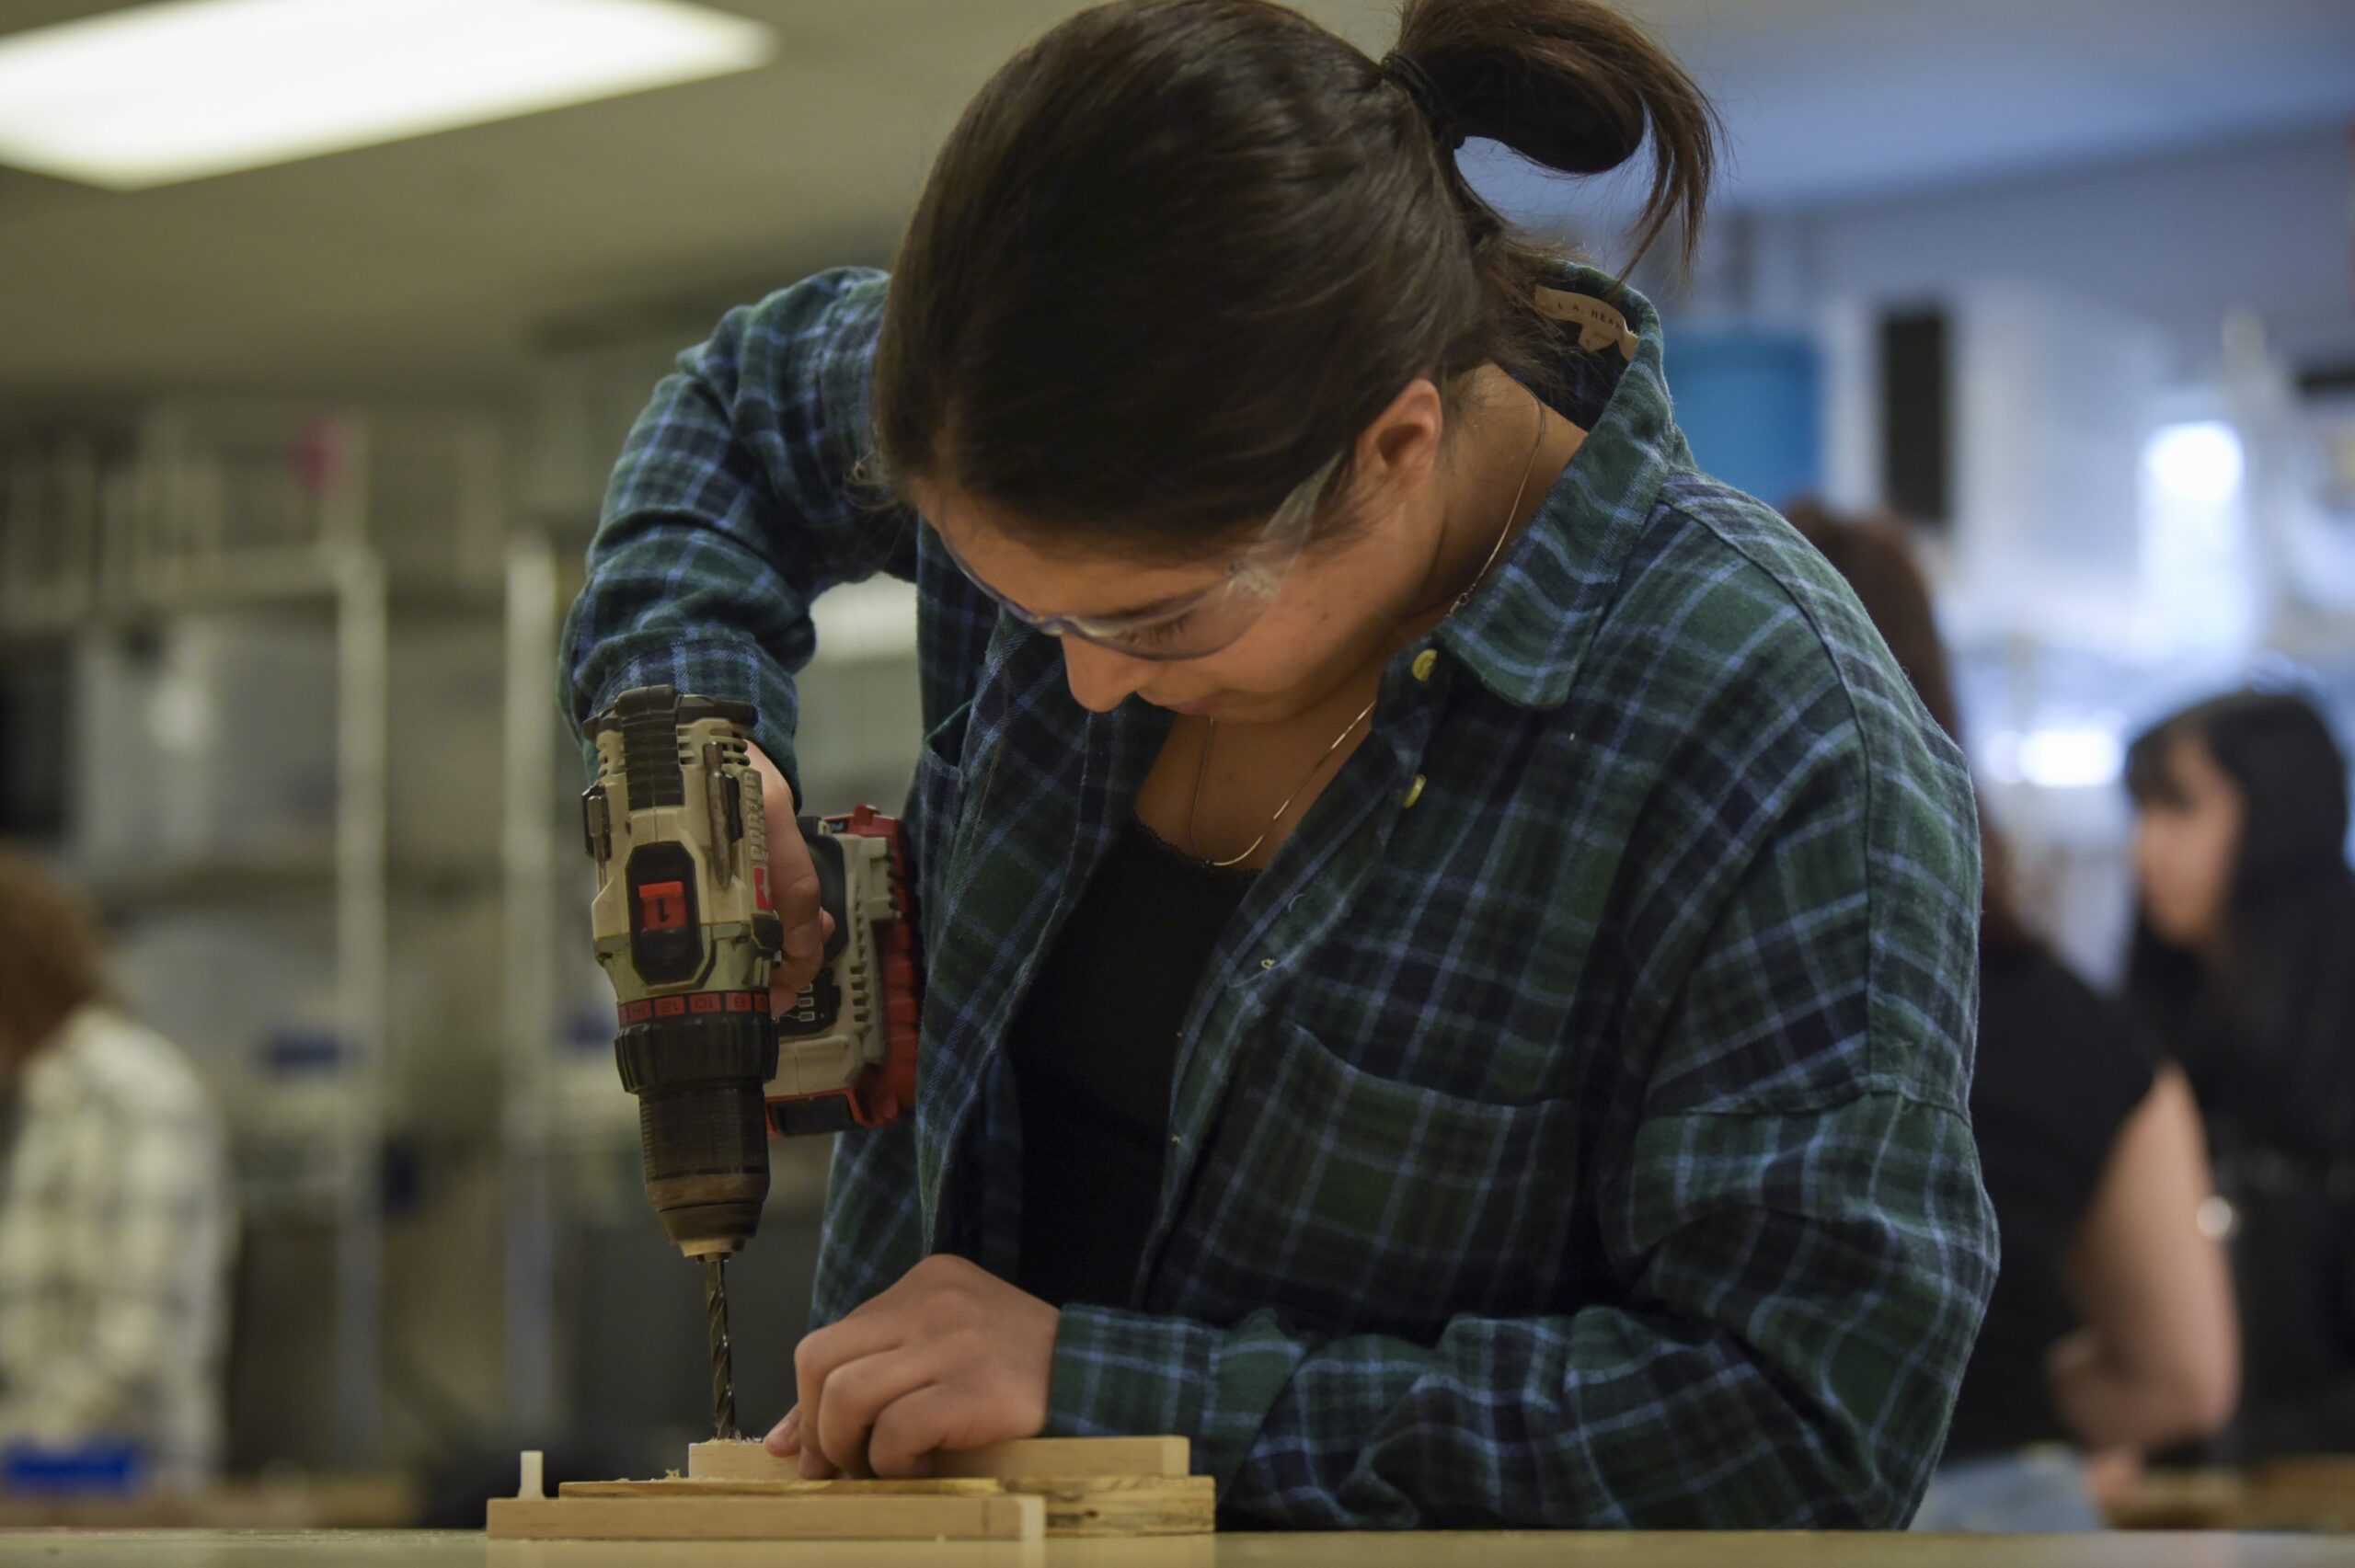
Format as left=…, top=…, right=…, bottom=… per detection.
left=1354, top=377, right=1447, bottom=498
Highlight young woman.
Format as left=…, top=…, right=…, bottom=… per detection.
left=2125, top=690, right=2355, bottom=1458
left=564, top=0, right=1994, bottom=1528
left=1789, top=504, right=2236, bottom=1530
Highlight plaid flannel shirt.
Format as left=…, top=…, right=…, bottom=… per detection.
left=0, top=1005, right=235, bottom=1486
left=564, top=263, right=1997, bottom=1528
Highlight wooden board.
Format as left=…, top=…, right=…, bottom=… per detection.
left=487, top=1436, right=1212, bottom=1541
left=488, top=1491, right=1041, bottom=1541
left=2111, top=1461, right=2355, bottom=1534
left=688, top=1434, right=1192, bottom=1481
left=574, top=1474, right=1214, bottom=1538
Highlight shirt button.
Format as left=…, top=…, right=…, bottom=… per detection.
left=1403, top=774, right=1427, bottom=808
left=1411, top=648, right=1439, bottom=682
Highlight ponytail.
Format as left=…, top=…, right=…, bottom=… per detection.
left=1393, top=0, right=1717, bottom=272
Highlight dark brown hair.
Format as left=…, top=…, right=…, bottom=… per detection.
left=2124, top=691, right=2355, bottom=1160
left=870, top=0, right=1717, bottom=560
left=1783, top=500, right=2041, bottom=956
left=0, top=841, right=108, bottom=1059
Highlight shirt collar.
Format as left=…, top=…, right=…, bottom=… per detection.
left=1434, top=263, right=1689, bottom=709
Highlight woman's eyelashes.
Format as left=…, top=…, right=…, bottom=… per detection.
left=1121, top=612, right=1198, bottom=651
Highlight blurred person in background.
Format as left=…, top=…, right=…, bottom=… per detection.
left=0, top=842, right=236, bottom=1489
left=2125, top=691, right=2355, bottom=1459
left=1789, top=502, right=2237, bottom=1529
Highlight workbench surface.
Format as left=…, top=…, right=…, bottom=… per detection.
left=0, top=1531, right=2346, bottom=1565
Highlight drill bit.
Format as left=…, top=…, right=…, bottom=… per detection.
left=703, top=1256, right=738, bottom=1440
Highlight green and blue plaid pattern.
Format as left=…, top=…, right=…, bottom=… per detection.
left=564, top=264, right=1997, bottom=1529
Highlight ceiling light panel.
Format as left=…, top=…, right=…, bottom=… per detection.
left=0, top=0, right=775, bottom=189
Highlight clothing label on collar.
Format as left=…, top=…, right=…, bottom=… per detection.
left=1533, top=287, right=1637, bottom=361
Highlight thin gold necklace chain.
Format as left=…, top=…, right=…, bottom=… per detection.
left=1186, top=403, right=1550, bottom=870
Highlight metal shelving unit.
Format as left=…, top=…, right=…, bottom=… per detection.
left=0, top=402, right=503, bottom=1467
left=498, top=531, right=565, bottom=1436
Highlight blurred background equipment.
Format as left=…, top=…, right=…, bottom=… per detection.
left=0, top=0, right=2349, bottom=1533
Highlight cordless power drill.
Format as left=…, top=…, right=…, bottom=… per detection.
left=580, top=684, right=921, bottom=1437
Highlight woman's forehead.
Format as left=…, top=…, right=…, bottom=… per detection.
left=2170, top=731, right=2234, bottom=794
left=2138, top=728, right=2230, bottom=807
left=920, top=486, right=1231, bottom=618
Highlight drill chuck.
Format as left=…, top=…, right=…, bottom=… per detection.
left=616, top=1013, right=774, bottom=1256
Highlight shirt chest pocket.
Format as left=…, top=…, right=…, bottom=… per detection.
left=1165, top=1018, right=1590, bottom=1337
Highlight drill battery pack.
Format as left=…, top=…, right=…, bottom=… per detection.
left=768, top=805, right=923, bottom=1138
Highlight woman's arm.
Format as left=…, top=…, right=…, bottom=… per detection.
left=2047, top=1064, right=2239, bottom=1451
left=561, top=267, right=915, bottom=810
left=567, top=269, right=979, bottom=1340
left=1041, top=1091, right=1993, bottom=1529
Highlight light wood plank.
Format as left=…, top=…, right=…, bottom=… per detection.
left=941, top=1436, right=1191, bottom=1480
left=487, top=1491, right=1042, bottom=1541
left=571, top=1473, right=1215, bottom=1537
left=687, top=1434, right=1190, bottom=1481
left=23, top=1526, right=2355, bottom=1565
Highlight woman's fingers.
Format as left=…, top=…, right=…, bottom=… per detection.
left=764, top=1406, right=801, bottom=1456
left=743, top=744, right=833, bottom=999
left=865, top=1384, right=955, bottom=1480
left=811, top=1347, right=941, bottom=1481
left=792, top=1311, right=902, bottom=1476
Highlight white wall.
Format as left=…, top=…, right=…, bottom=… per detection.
left=1705, top=122, right=2352, bottom=375
left=1667, top=123, right=2355, bottom=987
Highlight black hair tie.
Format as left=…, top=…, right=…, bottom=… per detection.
left=1380, top=52, right=1465, bottom=152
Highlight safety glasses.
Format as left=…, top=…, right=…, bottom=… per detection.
left=930, top=451, right=1342, bottom=661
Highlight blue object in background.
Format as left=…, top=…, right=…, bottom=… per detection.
left=3, top=1440, right=143, bottom=1495
left=1663, top=326, right=1823, bottom=512
left=260, top=1025, right=342, bottom=1075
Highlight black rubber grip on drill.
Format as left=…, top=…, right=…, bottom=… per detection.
left=615, top=1013, right=779, bottom=1094
left=614, top=686, right=686, bottom=811
left=586, top=688, right=755, bottom=744
left=770, top=1095, right=857, bottom=1138
left=799, top=817, right=852, bottom=963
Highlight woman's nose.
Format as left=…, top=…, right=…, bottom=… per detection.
left=1060, top=637, right=1153, bottom=713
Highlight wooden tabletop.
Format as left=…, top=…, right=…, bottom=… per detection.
left=0, top=1531, right=2345, bottom=1566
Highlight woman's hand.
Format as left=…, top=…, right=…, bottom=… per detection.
left=763, top=1254, right=1060, bottom=1479
left=744, top=743, right=834, bottom=1005
left=2083, top=1448, right=2143, bottom=1521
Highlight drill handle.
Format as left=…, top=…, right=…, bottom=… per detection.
left=798, top=816, right=853, bottom=965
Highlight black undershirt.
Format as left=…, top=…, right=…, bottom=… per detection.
left=1006, top=814, right=1257, bottom=1310
left=1943, top=940, right=2156, bottom=1459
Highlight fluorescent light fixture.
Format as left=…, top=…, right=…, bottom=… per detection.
left=0, top=0, right=775, bottom=189
left=1983, top=725, right=2124, bottom=791
left=2143, top=420, right=2246, bottom=507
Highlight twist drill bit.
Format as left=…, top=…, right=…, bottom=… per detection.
left=703, top=1256, right=738, bottom=1440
